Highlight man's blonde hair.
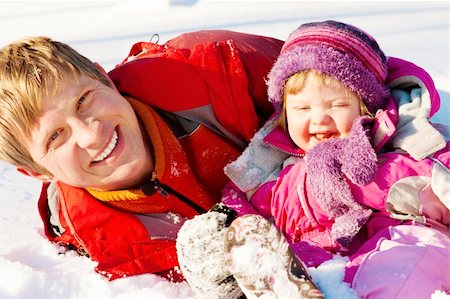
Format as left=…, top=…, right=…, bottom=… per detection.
left=0, top=36, right=111, bottom=173
left=277, top=69, right=372, bottom=131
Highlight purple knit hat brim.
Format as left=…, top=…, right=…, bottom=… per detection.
left=267, top=45, right=390, bottom=113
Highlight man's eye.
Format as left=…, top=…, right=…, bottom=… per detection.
left=48, top=131, right=60, bottom=145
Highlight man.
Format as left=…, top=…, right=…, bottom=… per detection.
left=0, top=30, right=283, bottom=280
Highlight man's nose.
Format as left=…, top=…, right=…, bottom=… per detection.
left=69, top=117, right=101, bottom=149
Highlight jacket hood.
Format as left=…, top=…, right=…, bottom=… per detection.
left=386, top=57, right=446, bottom=160
left=387, top=57, right=440, bottom=118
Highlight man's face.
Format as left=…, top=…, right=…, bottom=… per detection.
left=25, top=73, right=153, bottom=191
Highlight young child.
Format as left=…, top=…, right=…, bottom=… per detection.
left=177, top=21, right=450, bottom=299
left=0, top=31, right=283, bottom=281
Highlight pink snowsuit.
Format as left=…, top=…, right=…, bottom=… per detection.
left=222, top=57, right=450, bottom=298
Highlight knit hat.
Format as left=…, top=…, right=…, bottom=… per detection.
left=267, top=20, right=390, bottom=113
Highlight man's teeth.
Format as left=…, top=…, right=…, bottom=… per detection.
left=92, top=130, right=118, bottom=163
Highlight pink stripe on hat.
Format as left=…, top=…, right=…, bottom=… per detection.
left=268, top=20, right=390, bottom=113
left=281, top=26, right=387, bottom=83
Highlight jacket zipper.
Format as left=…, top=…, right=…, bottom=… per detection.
left=141, top=172, right=206, bottom=214
left=264, top=140, right=305, bottom=158
left=57, top=184, right=90, bottom=257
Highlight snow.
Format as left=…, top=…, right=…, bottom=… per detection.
left=0, top=1, right=449, bottom=298
left=309, top=256, right=357, bottom=299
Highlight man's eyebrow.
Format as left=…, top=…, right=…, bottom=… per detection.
left=72, top=82, right=93, bottom=103
left=30, top=134, right=49, bottom=159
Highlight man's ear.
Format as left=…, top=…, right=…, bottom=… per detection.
left=17, top=167, right=53, bottom=182
left=94, top=62, right=119, bottom=92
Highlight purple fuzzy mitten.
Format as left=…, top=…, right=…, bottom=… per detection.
left=341, top=117, right=378, bottom=185
left=305, top=116, right=377, bottom=247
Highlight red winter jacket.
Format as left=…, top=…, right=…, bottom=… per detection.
left=38, top=30, right=283, bottom=281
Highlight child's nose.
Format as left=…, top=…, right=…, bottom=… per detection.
left=310, top=108, right=329, bottom=125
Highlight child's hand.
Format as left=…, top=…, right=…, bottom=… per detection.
left=341, top=116, right=378, bottom=186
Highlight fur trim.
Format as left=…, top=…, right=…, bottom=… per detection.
left=267, top=45, right=390, bottom=113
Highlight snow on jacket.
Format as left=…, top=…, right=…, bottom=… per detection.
left=37, top=30, right=284, bottom=281
left=223, top=56, right=450, bottom=296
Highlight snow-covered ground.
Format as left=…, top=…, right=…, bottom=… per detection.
left=0, top=1, right=449, bottom=298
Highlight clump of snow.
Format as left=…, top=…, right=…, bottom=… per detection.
left=432, top=290, right=450, bottom=299
left=309, top=256, right=358, bottom=299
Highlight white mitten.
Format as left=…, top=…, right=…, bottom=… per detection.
left=176, top=210, right=243, bottom=299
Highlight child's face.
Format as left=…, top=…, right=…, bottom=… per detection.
left=285, top=76, right=361, bottom=152
left=23, top=73, right=153, bottom=191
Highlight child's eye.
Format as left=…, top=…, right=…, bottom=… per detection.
left=331, top=103, right=348, bottom=108
left=295, top=106, right=310, bottom=111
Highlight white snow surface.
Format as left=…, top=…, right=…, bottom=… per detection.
left=0, top=1, right=449, bottom=298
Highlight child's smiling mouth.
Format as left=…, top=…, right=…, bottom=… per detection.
left=311, top=132, right=336, bottom=141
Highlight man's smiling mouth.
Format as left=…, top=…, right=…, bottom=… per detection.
left=92, top=129, right=118, bottom=163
